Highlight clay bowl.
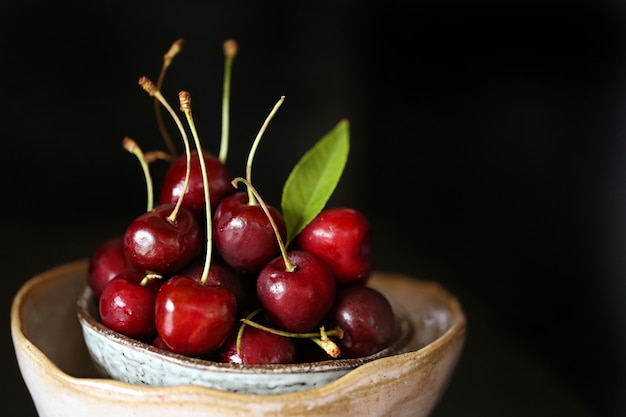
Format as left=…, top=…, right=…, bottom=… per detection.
left=12, top=259, right=466, bottom=417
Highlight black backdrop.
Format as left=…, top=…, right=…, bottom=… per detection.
left=2, top=1, right=625, bottom=416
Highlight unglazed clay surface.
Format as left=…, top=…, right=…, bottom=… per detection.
left=12, top=259, right=466, bottom=417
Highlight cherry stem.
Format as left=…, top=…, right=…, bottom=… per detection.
left=139, top=76, right=192, bottom=224
left=231, top=176, right=295, bottom=272
left=139, top=272, right=163, bottom=287
left=143, top=150, right=172, bottom=164
left=240, top=316, right=343, bottom=358
left=179, top=90, right=213, bottom=286
left=245, top=96, right=285, bottom=206
left=154, top=38, right=184, bottom=160
left=235, top=309, right=262, bottom=355
left=219, top=39, right=237, bottom=165
left=122, top=137, right=154, bottom=212
left=310, top=331, right=342, bottom=359
left=241, top=315, right=344, bottom=340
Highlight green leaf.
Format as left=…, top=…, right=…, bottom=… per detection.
left=281, top=119, right=350, bottom=247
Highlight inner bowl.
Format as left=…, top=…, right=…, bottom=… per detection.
left=77, top=282, right=415, bottom=394
left=12, top=259, right=467, bottom=417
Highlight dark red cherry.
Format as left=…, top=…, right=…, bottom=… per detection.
left=158, top=150, right=235, bottom=218
left=325, top=285, right=394, bottom=358
left=213, top=192, right=287, bottom=273
left=295, top=207, right=373, bottom=286
left=87, top=236, right=140, bottom=298
left=123, top=203, right=202, bottom=275
left=178, top=255, right=251, bottom=312
left=98, top=271, right=162, bottom=342
left=152, top=335, right=174, bottom=352
left=154, top=275, right=237, bottom=357
left=257, top=250, right=336, bottom=333
left=219, top=325, right=296, bottom=365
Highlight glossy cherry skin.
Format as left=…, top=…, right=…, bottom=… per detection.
left=325, top=285, right=394, bottom=358
left=154, top=275, right=237, bottom=357
left=123, top=203, right=202, bottom=275
left=219, top=325, right=296, bottom=364
left=158, top=150, right=235, bottom=219
left=87, top=236, right=140, bottom=298
left=152, top=335, right=175, bottom=352
left=213, top=192, right=287, bottom=274
left=295, top=207, right=373, bottom=286
left=98, top=271, right=162, bottom=342
left=257, top=250, right=336, bottom=333
left=178, top=255, right=251, bottom=312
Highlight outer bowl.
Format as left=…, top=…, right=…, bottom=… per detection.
left=12, top=259, right=466, bottom=417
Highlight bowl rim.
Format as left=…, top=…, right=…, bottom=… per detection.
left=12, top=259, right=467, bottom=399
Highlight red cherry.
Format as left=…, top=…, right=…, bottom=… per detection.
left=123, top=203, right=202, bottom=275
left=98, top=271, right=162, bottom=342
left=87, top=236, right=140, bottom=298
left=219, top=325, right=296, bottom=364
left=213, top=192, right=287, bottom=273
left=154, top=275, right=237, bottom=357
left=178, top=256, right=251, bottom=312
left=257, top=250, right=336, bottom=333
left=152, top=335, right=175, bottom=352
left=325, top=285, right=395, bottom=358
left=158, top=150, right=235, bottom=218
left=296, top=207, right=374, bottom=286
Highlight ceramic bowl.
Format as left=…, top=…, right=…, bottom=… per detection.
left=77, top=283, right=414, bottom=395
left=12, top=259, right=466, bottom=417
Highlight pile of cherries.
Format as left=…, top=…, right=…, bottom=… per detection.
left=86, top=39, right=395, bottom=365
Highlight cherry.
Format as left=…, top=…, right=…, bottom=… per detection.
left=152, top=88, right=239, bottom=358
left=213, top=96, right=286, bottom=273
left=213, top=191, right=287, bottom=273
left=154, top=275, right=237, bottom=356
left=87, top=236, right=139, bottom=298
left=257, top=250, right=336, bottom=333
left=229, top=177, right=336, bottom=334
left=219, top=324, right=296, bottom=365
left=178, top=255, right=251, bottom=312
left=123, top=203, right=202, bottom=275
left=325, top=285, right=395, bottom=358
left=152, top=335, right=175, bottom=352
left=98, top=271, right=162, bottom=342
left=295, top=207, right=373, bottom=286
left=159, top=149, right=235, bottom=218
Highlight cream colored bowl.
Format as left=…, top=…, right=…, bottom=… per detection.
left=11, top=259, right=466, bottom=417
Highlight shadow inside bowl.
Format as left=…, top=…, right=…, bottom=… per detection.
left=15, top=261, right=100, bottom=378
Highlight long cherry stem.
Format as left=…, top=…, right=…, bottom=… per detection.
left=154, top=38, right=184, bottom=160
left=219, top=39, right=237, bottom=165
left=241, top=315, right=344, bottom=339
left=231, top=176, right=294, bottom=272
left=245, top=96, right=285, bottom=206
left=139, top=76, right=191, bottom=224
left=239, top=309, right=343, bottom=358
left=122, top=137, right=154, bottom=212
left=179, top=90, right=213, bottom=286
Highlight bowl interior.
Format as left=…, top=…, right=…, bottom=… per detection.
left=13, top=260, right=99, bottom=378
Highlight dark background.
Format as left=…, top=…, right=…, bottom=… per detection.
left=2, top=1, right=625, bottom=416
